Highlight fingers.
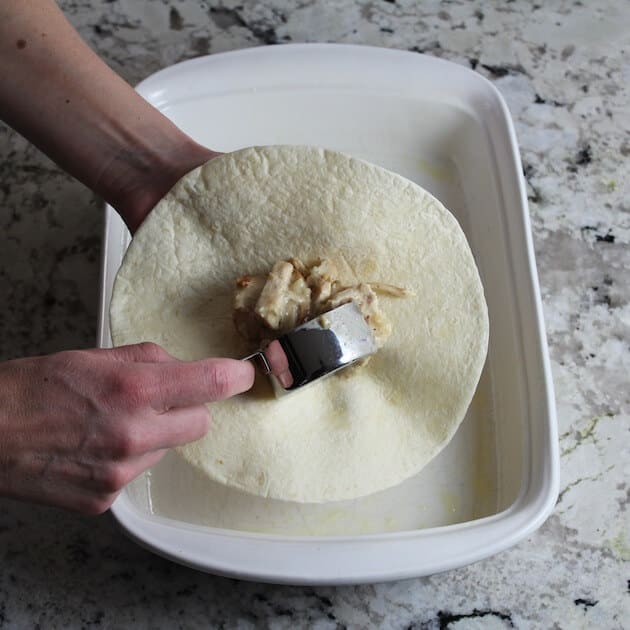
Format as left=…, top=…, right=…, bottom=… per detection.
left=32, top=449, right=169, bottom=515
left=128, top=405, right=211, bottom=454
left=83, top=448, right=167, bottom=496
left=106, top=341, right=173, bottom=363
left=147, top=357, right=255, bottom=410
left=85, top=404, right=210, bottom=461
left=102, top=346, right=255, bottom=408
left=153, top=405, right=211, bottom=448
left=74, top=411, right=204, bottom=513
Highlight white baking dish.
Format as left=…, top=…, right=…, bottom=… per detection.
left=98, top=44, right=558, bottom=584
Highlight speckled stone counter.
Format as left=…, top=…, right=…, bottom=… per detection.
left=1, top=1, right=628, bottom=628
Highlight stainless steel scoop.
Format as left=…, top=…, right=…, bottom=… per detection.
left=243, top=302, right=377, bottom=392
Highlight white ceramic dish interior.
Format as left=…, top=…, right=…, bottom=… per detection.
left=98, top=44, right=558, bottom=585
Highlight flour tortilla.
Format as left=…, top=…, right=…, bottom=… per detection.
left=110, top=146, right=488, bottom=503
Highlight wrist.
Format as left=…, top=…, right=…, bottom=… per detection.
left=101, top=134, right=217, bottom=233
left=0, top=0, right=217, bottom=234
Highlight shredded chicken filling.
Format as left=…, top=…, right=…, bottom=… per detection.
left=233, top=257, right=410, bottom=349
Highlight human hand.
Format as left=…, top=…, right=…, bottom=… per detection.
left=0, top=342, right=254, bottom=514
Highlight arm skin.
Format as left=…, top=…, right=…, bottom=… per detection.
left=0, top=0, right=215, bottom=233
left=0, top=1, right=254, bottom=514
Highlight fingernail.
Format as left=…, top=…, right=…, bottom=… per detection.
left=231, top=359, right=256, bottom=394
left=241, top=360, right=256, bottom=391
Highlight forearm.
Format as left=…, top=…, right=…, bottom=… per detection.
left=0, top=0, right=213, bottom=231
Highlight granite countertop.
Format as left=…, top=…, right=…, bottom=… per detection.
left=1, top=1, right=628, bottom=627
